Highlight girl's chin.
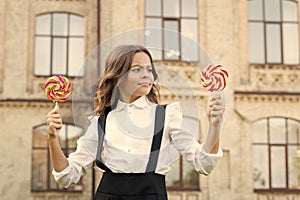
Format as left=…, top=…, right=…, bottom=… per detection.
left=133, top=91, right=150, bottom=97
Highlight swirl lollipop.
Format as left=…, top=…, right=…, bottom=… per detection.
left=200, top=64, right=228, bottom=92
left=44, top=75, right=72, bottom=105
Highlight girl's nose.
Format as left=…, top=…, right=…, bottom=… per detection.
left=141, top=69, right=150, bottom=78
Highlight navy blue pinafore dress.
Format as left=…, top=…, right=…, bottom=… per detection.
left=93, top=105, right=168, bottom=200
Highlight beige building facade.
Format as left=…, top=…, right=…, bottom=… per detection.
left=0, top=0, right=300, bottom=200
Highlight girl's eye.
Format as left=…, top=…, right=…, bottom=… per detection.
left=132, top=68, right=140, bottom=72
left=147, top=68, right=153, bottom=73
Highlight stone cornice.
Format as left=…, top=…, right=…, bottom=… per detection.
left=0, top=99, right=92, bottom=108
left=240, top=64, right=300, bottom=93
left=234, top=91, right=300, bottom=103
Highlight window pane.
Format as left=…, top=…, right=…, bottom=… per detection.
left=253, top=145, right=269, bottom=189
left=181, top=19, right=198, bottom=61
left=183, top=159, right=198, bottom=188
left=53, top=13, right=68, bottom=36
left=164, top=20, right=179, bottom=60
left=265, top=0, right=281, bottom=21
left=163, top=0, right=179, bottom=17
left=282, top=0, right=298, bottom=22
left=283, top=23, right=299, bottom=65
left=70, top=15, right=84, bottom=36
left=36, top=14, right=51, bottom=35
left=269, top=118, right=286, bottom=144
left=271, top=146, right=286, bottom=188
left=253, top=119, right=268, bottom=143
left=32, top=150, right=47, bottom=191
left=182, top=0, right=197, bottom=17
left=145, top=0, right=161, bottom=16
left=34, top=37, right=51, bottom=75
left=266, top=24, right=281, bottom=63
left=52, top=38, right=67, bottom=75
left=166, top=159, right=180, bottom=186
left=33, top=125, right=48, bottom=148
left=248, top=22, right=265, bottom=63
left=145, top=19, right=162, bottom=60
left=248, top=0, right=263, bottom=20
left=288, top=146, right=300, bottom=189
left=69, top=38, right=85, bottom=76
left=288, top=119, right=300, bottom=144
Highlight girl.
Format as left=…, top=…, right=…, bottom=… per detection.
left=46, top=45, right=225, bottom=200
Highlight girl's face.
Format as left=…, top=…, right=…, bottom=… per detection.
left=118, top=52, right=154, bottom=103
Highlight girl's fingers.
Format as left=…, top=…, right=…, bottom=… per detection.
left=48, top=122, right=62, bottom=129
left=46, top=113, right=61, bottom=119
left=208, top=99, right=223, bottom=107
left=210, top=109, right=225, bottom=117
left=207, top=104, right=224, bottom=111
left=47, top=118, right=62, bottom=124
left=48, top=105, right=60, bottom=115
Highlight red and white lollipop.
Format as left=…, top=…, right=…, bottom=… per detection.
left=44, top=75, right=72, bottom=104
left=200, top=64, right=228, bottom=92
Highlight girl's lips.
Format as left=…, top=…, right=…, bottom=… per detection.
left=138, top=82, right=151, bottom=86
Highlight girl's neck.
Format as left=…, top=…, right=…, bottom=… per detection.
left=119, top=95, right=141, bottom=104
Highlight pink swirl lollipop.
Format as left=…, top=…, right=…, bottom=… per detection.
left=44, top=75, right=72, bottom=103
left=200, top=64, right=228, bottom=92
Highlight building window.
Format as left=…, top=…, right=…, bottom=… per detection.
left=248, top=0, right=299, bottom=65
left=166, top=116, right=200, bottom=190
left=34, top=13, right=85, bottom=77
left=31, top=124, right=83, bottom=192
left=253, top=117, right=300, bottom=192
left=145, top=0, right=199, bottom=62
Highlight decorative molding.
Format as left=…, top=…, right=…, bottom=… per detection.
left=0, top=101, right=72, bottom=109
left=155, top=61, right=204, bottom=93
left=0, top=99, right=91, bottom=109
left=247, top=64, right=300, bottom=93
left=234, top=92, right=300, bottom=103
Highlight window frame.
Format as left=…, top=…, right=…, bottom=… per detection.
left=252, top=117, right=300, bottom=193
left=166, top=156, right=200, bottom=191
left=34, top=12, right=85, bottom=77
left=31, top=123, right=83, bottom=193
left=144, top=0, right=199, bottom=62
left=248, top=0, right=300, bottom=65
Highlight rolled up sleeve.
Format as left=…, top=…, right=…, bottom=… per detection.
left=166, top=102, right=223, bottom=175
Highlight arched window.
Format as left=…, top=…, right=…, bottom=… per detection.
left=166, top=116, right=200, bottom=190
left=253, top=117, right=300, bottom=191
left=248, top=0, right=299, bottom=65
left=145, top=0, right=199, bottom=62
left=31, top=124, right=83, bottom=192
left=34, top=13, right=85, bottom=77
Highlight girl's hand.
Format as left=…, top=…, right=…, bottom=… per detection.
left=46, top=104, right=62, bottom=137
left=207, top=94, right=225, bottom=126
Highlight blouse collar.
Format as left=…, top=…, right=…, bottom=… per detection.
left=115, top=95, right=151, bottom=111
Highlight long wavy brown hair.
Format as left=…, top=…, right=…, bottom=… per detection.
left=93, top=45, right=160, bottom=116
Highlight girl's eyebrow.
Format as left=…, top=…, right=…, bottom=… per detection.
left=130, top=64, right=152, bottom=68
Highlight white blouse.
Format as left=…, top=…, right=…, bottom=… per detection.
left=53, top=96, right=223, bottom=187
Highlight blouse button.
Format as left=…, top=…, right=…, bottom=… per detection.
left=128, top=149, right=131, bottom=152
